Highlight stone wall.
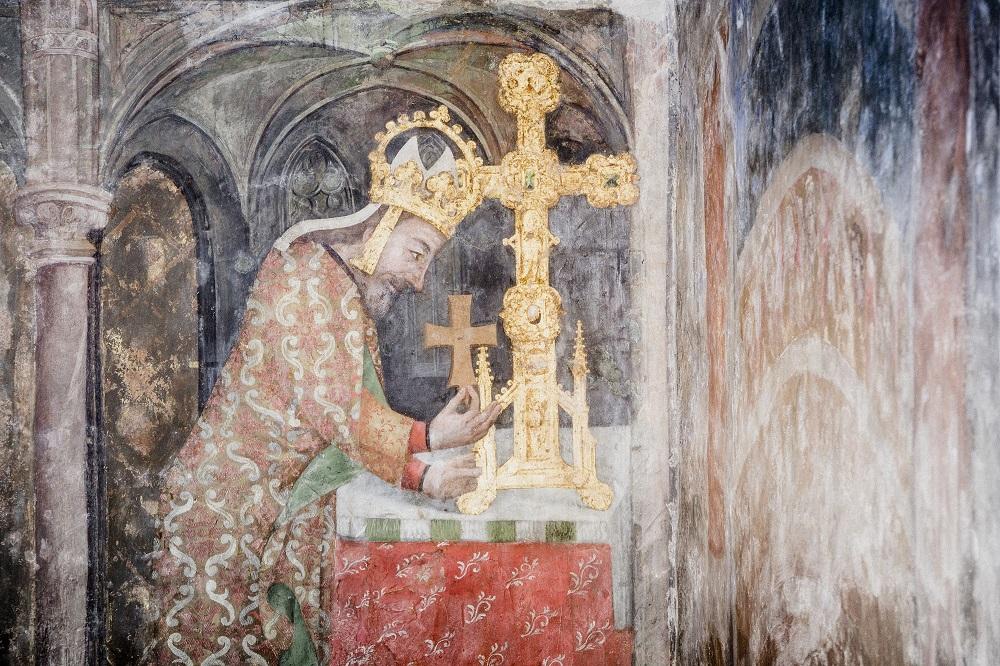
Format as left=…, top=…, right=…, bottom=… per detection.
left=0, top=163, right=34, bottom=664
left=0, top=1, right=995, bottom=662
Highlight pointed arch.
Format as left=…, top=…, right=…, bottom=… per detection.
left=281, top=135, right=358, bottom=230
left=732, top=133, right=912, bottom=663
left=248, top=69, right=502, bottom=215
left=99, top=159, right=209, bottom=662
left=110, top=152, right=220, bottom=405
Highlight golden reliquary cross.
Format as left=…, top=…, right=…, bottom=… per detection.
left=424, top=294, right=498, bottom=388
left=453, top=52, right=639, bottom=514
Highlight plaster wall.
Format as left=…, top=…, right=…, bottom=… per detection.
left=674, top=0, right=1000, bottom=662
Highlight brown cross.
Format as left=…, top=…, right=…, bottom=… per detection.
left=424, top=294, right=498, bottom=388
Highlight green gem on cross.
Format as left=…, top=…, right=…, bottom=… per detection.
left=524, top=170, right=536, bottom=189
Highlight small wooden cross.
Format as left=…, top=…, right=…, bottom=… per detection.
left=424, top=294, right=497, bottom=388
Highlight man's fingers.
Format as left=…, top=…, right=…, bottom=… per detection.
left=466, top=401, right=496, bottom=427
left=448, top=387, right=474, bottom=415
left=467, top=403, right=502, bottom=436
left=445, top=387, right=466, bottom=412
left=447, top=471, right=480, bottom=491
left=468, top=420, right=491, bottom=441
left=449, top=467, right=481, bottom=480
left=441, top=478, right=477, bottom=499
left=466, top=385, right=481, bottom=414
left=470, top=401, right=501, bottom=429
left=450, top=453, right=478, bottom=468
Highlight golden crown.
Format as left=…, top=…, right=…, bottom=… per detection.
left=351, top=106, right=486, bottom=274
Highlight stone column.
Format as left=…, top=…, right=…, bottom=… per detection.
left=626, top=8, right=678, bottom=664
left=14, top=1, right=109, bottom=663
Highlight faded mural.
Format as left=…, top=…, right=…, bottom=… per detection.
left=675, top=0, right=1000, bottom=663
left=0, top=1, right=997, bottom=665
left=101, top=162, right=202, bottom=661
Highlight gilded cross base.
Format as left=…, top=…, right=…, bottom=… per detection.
left=456, top=331, right=612, bottom=514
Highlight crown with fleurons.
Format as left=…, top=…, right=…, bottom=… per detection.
left=350, top=106, right=486, bottom=274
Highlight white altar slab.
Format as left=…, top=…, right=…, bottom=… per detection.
left=336, top=425, right=633, bottom=626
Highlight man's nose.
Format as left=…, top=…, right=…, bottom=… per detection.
left=408, top=266, right=426, bottom=292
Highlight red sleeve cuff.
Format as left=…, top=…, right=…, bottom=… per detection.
left=401, top=458, right=429, bottom=492
left=408, top=421, right=430, bottom=454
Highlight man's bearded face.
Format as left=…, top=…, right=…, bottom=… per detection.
left=361, top=272, right=410, bottom=320
left=361, top=214, right=447, bottom=320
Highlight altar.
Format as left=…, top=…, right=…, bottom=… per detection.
left=331, top=426, right=633, bottom=664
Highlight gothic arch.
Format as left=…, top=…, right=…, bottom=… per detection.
left=101, top=160, right=207, bottom=458
left=736, top=133, right=908, bottom=478
left=738, top=134, right=901, bottom=277
left=108, top=152, right=219, bottom=404
left=100, top=0, right=324, bottom=157
left=386, top=11, right=631, bottom=147
left=282, top=135, right=357, bottom=228
left=99, top=160, right=208, bottom=662
left=104, top=112, right=252, bottom=366
left=248, top=71, right=501, bottom=214
left=105, top=109, right=240, bottom=206
left=97, top=1, right=636, bottom=433
left=732, top=133, right=911, bottom=662
left=101, top=8, right=631, bottom=185
left=261, top=58, right=500, bottom=156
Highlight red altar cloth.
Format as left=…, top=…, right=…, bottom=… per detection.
left=329, top=539, right=632, bottom=665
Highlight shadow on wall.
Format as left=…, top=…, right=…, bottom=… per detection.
left=100, top=164, right=203, bottom=664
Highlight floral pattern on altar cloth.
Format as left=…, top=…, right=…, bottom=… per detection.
left=329, top=539, right=632, bottom=665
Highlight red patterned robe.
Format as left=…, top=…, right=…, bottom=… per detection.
left=156, top=238, right=428, bottom=664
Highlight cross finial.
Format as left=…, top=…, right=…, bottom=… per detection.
left=424, top=294, right=498, bottom=388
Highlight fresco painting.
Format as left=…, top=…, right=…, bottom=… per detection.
left=0, top=1, right=997, bottom=665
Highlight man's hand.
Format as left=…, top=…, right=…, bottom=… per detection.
left=422, top=453, right=481, bottom=500
left=428, top=386, right=502, bottom=450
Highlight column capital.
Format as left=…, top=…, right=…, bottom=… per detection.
left=15, top=183, right=112, bottom=266
left=24, top=29, right=98, bottom=61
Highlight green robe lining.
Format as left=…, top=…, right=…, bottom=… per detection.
left=271, top=346, right=388, bottom=665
